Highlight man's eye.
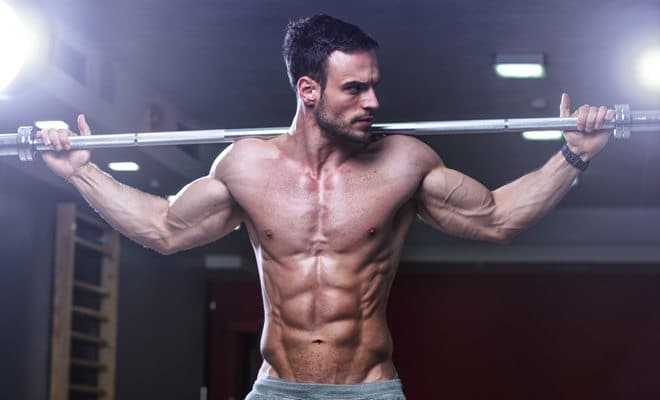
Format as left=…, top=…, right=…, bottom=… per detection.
left=346, top=85, right=363, bottom=94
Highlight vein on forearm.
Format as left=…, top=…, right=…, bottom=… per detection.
left=69, top=164, right=171, bottom=250
left=493, top=152, right=578, bottom=237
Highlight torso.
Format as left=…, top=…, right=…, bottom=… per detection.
left=219, top=134, right=432, bottom=383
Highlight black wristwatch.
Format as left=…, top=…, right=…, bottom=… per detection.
left=561, top=144, right=589, bottom=172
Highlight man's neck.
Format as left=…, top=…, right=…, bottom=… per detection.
left=285, top=104, right=366, bottom=178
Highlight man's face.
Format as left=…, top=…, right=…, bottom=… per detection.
left=314, top=50, right=381, bottom=144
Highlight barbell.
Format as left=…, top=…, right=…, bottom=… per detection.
left=1, top=104, right=659, bottom=162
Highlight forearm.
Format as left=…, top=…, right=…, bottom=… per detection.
left=420, top=95, right=612, bottom=243
left=492, top=150, right=580, bottom=240
left=68, top=163, right=172, bottom=252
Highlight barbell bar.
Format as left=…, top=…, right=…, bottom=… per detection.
left=1, top=104, right=659, bottom=162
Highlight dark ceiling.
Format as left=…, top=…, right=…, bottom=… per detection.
left=2, top=0, right=660, bottom=225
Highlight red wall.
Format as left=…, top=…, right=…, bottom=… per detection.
left=388, top=269, right=660, bottom=399
left=210, top=266, right=660, bottom=399
left=209, top=280, right=264, bottom=400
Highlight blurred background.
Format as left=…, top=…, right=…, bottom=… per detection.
left=0, top=1, right=659, bottom=399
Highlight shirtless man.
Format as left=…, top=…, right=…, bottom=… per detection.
left=38, top=14, right=614, bottom=400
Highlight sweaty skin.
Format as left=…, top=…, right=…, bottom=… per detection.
left=37, top=50, right=614, bottom=385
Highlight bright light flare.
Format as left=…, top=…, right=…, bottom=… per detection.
left=108, top=162, right=140, bottom=172
left=495, top=63, right=546, bottom=79
left=638, top=47, right=660, bottom=90
left=0, top=1, right=32, bottom=92
left=521, top=130, right=563, bottom=141
left=35, top=121, right=69, bottom=130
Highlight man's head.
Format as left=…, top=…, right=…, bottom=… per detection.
left=282, top=14, right=379, bottom=92
left=283, top=15, right=381, bottom=143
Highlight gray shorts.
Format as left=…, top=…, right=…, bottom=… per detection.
left=245, top=376, right=406, bottom=400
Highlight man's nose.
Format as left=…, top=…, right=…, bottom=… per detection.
left=361, top=87, right=379, bottom=111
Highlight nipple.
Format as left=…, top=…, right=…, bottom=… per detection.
left=368, top=227, right=376, bottom=236
left=265, top=229, right=273, bottom=239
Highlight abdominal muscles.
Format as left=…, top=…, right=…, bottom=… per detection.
left=258, top=252, right=398, bottom=384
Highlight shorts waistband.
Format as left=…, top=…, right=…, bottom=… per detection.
left=251, top=376, right=404, bottom=399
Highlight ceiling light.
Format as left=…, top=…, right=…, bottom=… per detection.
left=521, top=130, right=563, bottom=141
left=638, top=47, right=660, bottom=90
left=0, top=1, right=32, bottom=92
left=35, top=120, right=69, bottom=130
left=108, top=162, right=140, bottom=172
left=494, top=53, right=545, bottom=79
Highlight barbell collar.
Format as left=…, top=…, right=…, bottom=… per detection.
left=17, top=126, right=34, bottom=162
left=614, top=104, right=631, bottom=139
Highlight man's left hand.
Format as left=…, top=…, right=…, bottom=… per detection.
left=560, top=93, right=615, bottom=162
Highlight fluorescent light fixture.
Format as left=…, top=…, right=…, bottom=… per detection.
left=638, top=47, right=660, bottom=90
left=108, top=161, right=140, bottom=171
left=494, top=53, right=545, bottom=79
left=521, top=130, right=563, bottom=141
left=495, top=64, right=545, bottom=79
left=0, top=2, right=32, bottom=92
left=35, top=120, right=69, bottom=130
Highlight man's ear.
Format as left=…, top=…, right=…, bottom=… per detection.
left=297, top=76, right=320, bottom=107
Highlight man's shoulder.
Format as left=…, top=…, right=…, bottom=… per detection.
left=230, top=137, right=280, bottom=157
left=375, top=134, right=442, bottom=168
left=210, top=138, right=280, bottom=177
left=375, top=133, right=428, bottom=152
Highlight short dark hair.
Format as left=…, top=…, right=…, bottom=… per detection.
left=282, top=14, right=379, bottom=93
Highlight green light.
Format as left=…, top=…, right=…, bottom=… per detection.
left=495, top=63, right=545, bottom=79
left=521, top=130, right=563, bottom=141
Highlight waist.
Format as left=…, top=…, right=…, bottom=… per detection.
left=260, top=324, right=395, bottom=383
left=250, top=376, right=404, bottom=399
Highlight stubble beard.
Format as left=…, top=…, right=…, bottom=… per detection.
left=314, top=94, right=372, bottom=144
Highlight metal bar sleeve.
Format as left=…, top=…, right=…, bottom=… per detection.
left=0, top=134, right=17, bottom=156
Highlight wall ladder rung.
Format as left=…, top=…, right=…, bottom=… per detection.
left=75, top=212, right=109, bottom=230
left=71, top=331, right=109, bottom=346
left=69, top=384, right=107, bottom=396
left=70, top=357, right=107, bottom=371
left=73, top=281, right=110, bottom=296
left=72, top=306, right=109, bottom=321
left=75, top=237, right=111, bottom=255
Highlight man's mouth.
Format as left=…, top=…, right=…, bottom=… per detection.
left=354, top=117, right=374, bottom=124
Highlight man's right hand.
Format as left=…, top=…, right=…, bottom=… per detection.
left=37, top=114, right=92, bottom=179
